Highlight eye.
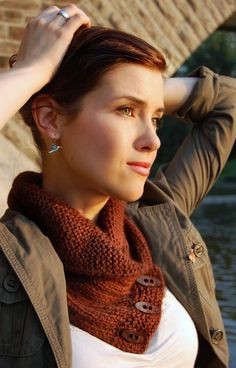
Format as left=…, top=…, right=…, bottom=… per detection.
left=118, top=106, right=134, bottom=117
left=152, top=117, right=163, bottom=130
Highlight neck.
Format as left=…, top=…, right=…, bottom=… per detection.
left=42, top=167, right=109, bottom=222
left=73, top=200, right=109, bottom=222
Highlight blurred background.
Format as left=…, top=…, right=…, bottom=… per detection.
left=0, top=0, right=235, bottom=366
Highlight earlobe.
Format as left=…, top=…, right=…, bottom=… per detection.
left=31, top=95, right=61, bottom=140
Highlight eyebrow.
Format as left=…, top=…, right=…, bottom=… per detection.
left=111, top=95, right=165, bottom=113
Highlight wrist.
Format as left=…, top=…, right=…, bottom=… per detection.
left=13, top=62, right=51, bottom=92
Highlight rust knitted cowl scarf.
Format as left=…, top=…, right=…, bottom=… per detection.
left=8, top=171, right=165, bottom=353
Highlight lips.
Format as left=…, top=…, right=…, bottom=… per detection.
left=127, top=161, right=151, bottom=176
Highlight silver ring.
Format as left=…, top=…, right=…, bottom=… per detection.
left=57, top=9, right=70, bottom=22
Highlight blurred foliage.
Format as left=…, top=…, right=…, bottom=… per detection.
left=155, top=30, right=236, bottom=174
left=176, top=30, right=236, bottom=78
left=220, top=158, right=236, bottom=179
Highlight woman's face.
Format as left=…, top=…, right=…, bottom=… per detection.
left=58, top=63, right=164, bottom=203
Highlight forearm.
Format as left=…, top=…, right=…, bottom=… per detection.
left=0, top=5, right=91, bottom=130
left=0, top=66, right=46, bottom=130
left=164, top=77, right=199, bottom=115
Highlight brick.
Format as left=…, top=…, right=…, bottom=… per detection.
left=172, top=0, right=207, bottom=41
left=0, top=0, right=40, bottom=11
left=0, top=8, right=24, bottom=23
left=213, top=0, right=232, bottom=19
left=41, top=0, right=88, bottom=11
left=79, top=1, right=110, bottom=26
left=42, top=0, right=69, bottom=8
left=9, top=26, right=24, bottom=41
left=0, top=55, right=10, bottom=69
left=0, top=23, right=9, bottom=39
left=0, top=40, right=18, bottom=55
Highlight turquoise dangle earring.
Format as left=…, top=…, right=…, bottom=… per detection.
left=48, top=134, right=63, bottom=154
left=48, top=143, right=63, bottom=154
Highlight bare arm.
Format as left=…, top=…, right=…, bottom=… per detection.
left=0, top=4, right=91, bottom=130
left=164, top=77, right=199, bottom=115
left=0, top=66, right=48, bottom=129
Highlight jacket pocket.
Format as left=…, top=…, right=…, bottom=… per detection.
left=185, top=225, right=216, bottom=305
left=0, top=256, right=45, bottom=357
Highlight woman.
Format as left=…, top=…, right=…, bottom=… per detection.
left=0, top=4, right=235, bottom=368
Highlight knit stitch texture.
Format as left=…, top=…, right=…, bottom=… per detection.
left=8, top=171, right=165, bottom=353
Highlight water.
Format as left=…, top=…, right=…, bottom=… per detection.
left=191, top=195, right=236, bottom=368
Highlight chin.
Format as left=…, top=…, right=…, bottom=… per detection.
left=114, top=186, right=144, bottom=203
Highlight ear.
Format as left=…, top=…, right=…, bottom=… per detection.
left=31, top=95, right=63, bottom=141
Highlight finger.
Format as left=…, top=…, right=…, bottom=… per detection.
left=52, top=4, right=91, bottom=28
left=35, top=5, right=60, bottom=19
left=28, top=6, right=61, bottom=30
left=62, top=9, right=91, bottom=34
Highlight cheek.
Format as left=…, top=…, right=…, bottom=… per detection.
left=96, top=122, right=131, bottom=164
left=65, top=114, right=126, bottom=165
left=86, top=114, right=127, bottom=155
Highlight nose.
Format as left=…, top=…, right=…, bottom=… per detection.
left=134, top=123, right=161, bottom=153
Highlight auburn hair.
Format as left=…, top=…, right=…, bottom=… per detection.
left=20, top=26, right=167, bottom=148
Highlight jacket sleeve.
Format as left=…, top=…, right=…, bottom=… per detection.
left=154, top=66, right=236, bottom=216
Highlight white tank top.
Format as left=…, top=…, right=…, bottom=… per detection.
left=70, top=288, right=198, bottom=368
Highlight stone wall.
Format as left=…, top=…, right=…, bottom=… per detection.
left=0, top=0, right=235, bottom=214
left=1, top=1, right=235, bottom=71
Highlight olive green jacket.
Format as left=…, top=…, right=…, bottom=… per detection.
left=0, top=66, right=235, bottom=368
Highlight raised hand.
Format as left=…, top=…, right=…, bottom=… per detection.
left=13, top=4, right=91, bottom=85
left=0, top=4, right=91, bottom=128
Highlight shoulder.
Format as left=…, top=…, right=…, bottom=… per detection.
left=0, top=208, right=64, bottom=273
left=1, top=208, right=45, bottom=242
